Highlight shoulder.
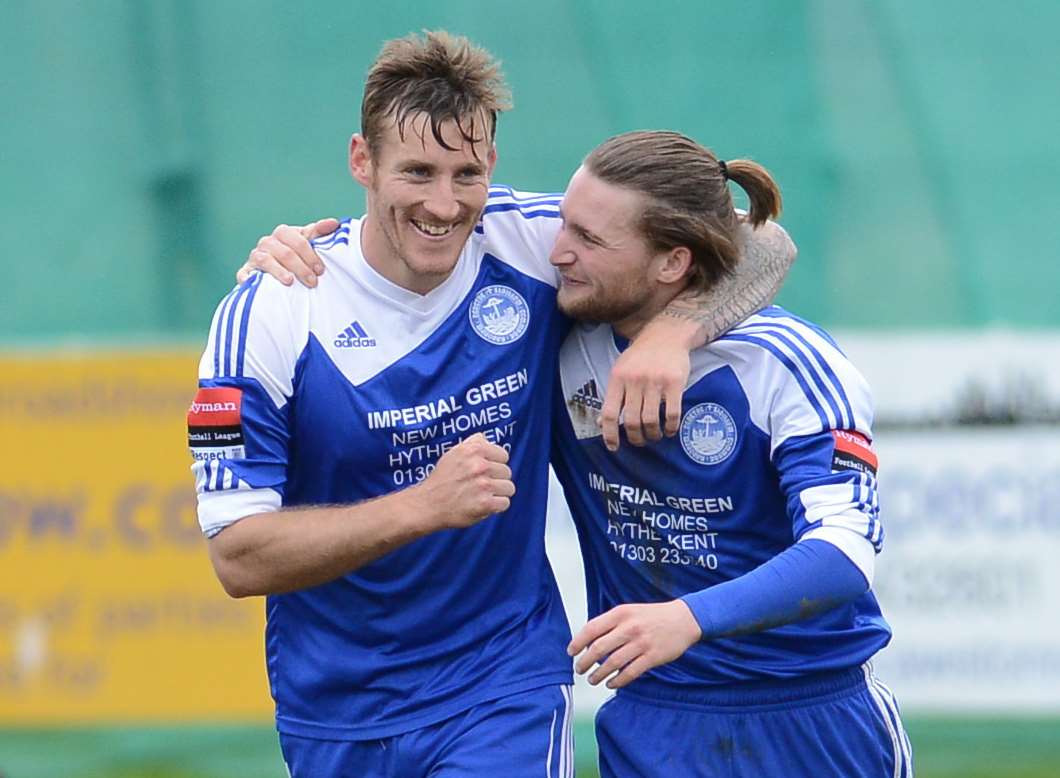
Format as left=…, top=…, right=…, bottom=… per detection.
left=308, top=216, right=363, bottom=278
left=243, top=266, right=314, bottom=321
left=712, top=306, right=873, bottom=435
left=478, top=184, right=563, bottom=239
left=309, top=216, right=356, bottom=255
left=199, top=271, right=310, bottom=385
left=717, top=307, right=847, bottom=362
left=475, top=184, right=564, bottom=286
left=481, top=184, right=563, bottom=220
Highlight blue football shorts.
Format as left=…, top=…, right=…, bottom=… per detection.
left=279, top=684, right=574, bottom=778
left=596, top=664, right=912, bottom=778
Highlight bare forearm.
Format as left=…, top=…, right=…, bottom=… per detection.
left=205, top=433, right=514, bottom=596
left=209, top=489, right=432, bottom=597
left=661, top=221, right=797, bottom=346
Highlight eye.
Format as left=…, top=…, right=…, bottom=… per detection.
left=457, top=167, right=484, bottom=180
left=561, top=220, right=598, bottom=247
left=576, top=228, right=599, bottom=247
left=404, top=166, right=430, bottom=178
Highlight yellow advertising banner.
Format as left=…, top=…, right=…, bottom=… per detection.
left=0, top=351, right=272, bottom=723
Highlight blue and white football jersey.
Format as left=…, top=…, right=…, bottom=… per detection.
left=189, top=187, right=574, bottom=739
left=551, top=307, right=892, bottom=693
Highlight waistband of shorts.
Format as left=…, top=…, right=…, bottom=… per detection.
left=618, top=666, right=867, bottom=711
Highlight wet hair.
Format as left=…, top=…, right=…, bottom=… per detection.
left=583, top=130, right=782, bottom=290
left=361, top=30, right=512, bottom=156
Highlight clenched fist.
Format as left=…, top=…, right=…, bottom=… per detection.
left=411, top=434, right=515, bottom=530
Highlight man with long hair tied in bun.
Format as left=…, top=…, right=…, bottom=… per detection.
left=551, top=131, right=911, bottom=777
left=252, top=128, right=911, bottom=777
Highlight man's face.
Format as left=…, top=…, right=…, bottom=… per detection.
left=351, top=113, right=496, bottom=294
left=550, top=167, right=664, bottom=330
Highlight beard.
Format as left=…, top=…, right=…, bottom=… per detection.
left=556, top=278, right=652, bottom=324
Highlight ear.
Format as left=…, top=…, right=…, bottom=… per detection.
left=349, top=133, right=373, bottom=187
left=656, top=246, right=694, bottom=285
left=486, top=143, right=498, bottom=177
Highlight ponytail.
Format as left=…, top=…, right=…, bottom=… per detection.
left=724, top=159, right=782, bottom=227
left=584, top=131, right=784, bottom=291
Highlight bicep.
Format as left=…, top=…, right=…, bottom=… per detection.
left=191, top=276, right=303, bottom=537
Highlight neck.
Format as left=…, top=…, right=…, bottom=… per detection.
left=611, top=284, right=685, bottom=339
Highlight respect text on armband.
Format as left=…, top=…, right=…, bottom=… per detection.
left=589, top=471, right=732, bottom=570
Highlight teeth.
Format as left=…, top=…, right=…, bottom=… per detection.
left=412, top=219, right=453, bottom=236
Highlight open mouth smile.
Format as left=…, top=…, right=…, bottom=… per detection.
left=410, top=218, right=457, bottom=238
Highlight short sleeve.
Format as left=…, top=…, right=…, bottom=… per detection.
left=188, top=273, right=308, bottom=537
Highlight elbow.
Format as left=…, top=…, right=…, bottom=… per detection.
left=208, top=537, right=269, bottom=598
left=772, top=221, right=798, bottom=267
left=217, top=571, right=258, bottom=599
left=784, top=232, right=798, bottom=267
left=212, top=561, right=262, bottom=599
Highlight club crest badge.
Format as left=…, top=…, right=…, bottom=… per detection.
left=679, top=402, right=738, bottom=465
left=469, top=285, right=530, bottom=345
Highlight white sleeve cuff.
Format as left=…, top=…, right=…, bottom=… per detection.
left=800, top=524, right=876, bottom=586
left=198, top=487, right=282, bottom=537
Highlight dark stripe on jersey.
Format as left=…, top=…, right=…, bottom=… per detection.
left=869, top=484, right=884, bottom=549
left=734, top=323, right=853, bottom=429
left=213, top=286, right=240, bottom=378
left=856, top=477, right=873, bottom=540
left=206, top=462, right=222, bottom=493
left=313, top=231, right=350, bottom=249
left=480, top=202, right=562, bottom=217
left=236, top=273, right=264, bottom=378
left=311, top=218, right=354, bottom=249
left=857, top=475, right=883, bottom=549
left=722, top=333, right=831, bottom=430
left=756, top=307, right=846, bottom=354
left=747, top=321, right=855, bottom=428
left=489, top=185, right=563, bottom=203
left=475, top=202, right=563, bottom=235
left=222, top=280, right=253, bottom=378
left=207, top=462, right=230, bottom=493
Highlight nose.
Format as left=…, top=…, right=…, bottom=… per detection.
left=549, top=226, right=575, bottom=267
left=422, top=179, right=461, bottom=223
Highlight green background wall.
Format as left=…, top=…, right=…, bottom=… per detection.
left=3, top=3, right=1059, bottom=776
left=3, top=0, right=1057, bottom=343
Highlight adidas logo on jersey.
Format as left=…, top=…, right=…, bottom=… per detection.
left=570, top=379, right=602, bottom=411
left=334, top=321, right=377, bottom=348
